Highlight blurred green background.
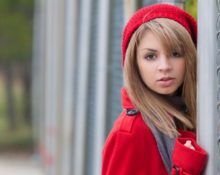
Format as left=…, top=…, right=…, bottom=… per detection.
left=0, top=0, right=33, bottom=153
left=185, top=0, right=197, bottom=18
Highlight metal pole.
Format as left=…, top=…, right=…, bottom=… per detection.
left=93, top=0, right=110, bottom=174
left=72, top=0, right=92, bottom=174
left=197, top=0, right=217, bottom=174
left=60, top=0, right=78, bottom=175
left=32, top=0, right=46, bottom=166
left=123, top=0, right=141, bottom=23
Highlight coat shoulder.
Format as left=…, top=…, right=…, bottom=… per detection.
left=110, top=111, right=152, bottom=139
left=102, top=111, right=168, bottom=175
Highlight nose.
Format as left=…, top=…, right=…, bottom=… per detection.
left=157, top=56, right=172, bottom=72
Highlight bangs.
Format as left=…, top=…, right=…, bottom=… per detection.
left=136, top=18, right=193, bottom=57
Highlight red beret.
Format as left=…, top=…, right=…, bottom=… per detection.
left=122, top=3, right=197, bottom=65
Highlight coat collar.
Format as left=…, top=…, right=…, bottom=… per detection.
left=121, top=87, right=136, bottom=109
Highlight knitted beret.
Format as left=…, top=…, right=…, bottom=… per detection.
left=122, top=3, right=197, bottom=65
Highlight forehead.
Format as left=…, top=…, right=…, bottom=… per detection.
left=138, top=30, right=161, bottom=48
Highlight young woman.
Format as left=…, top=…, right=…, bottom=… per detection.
left=102, top=3, right=207, bottom=175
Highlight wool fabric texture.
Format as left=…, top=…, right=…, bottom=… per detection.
left=122, top=3, right=197, bottom=65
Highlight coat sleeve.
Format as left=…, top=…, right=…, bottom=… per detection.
left=171, top=138, right=207, bottom=175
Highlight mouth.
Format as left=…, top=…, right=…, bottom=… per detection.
left=157, top=77, right=175, bottom=87
left=158, top=77, right=175, bottom=81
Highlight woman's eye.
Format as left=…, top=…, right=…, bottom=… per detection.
left=144, top=54, right=156, bottom=60
left=172, top=51, right=181, bottom=58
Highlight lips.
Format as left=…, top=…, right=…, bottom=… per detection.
left=159, top=77, right=174, bottom=81
left=157, top=77, right=175, bottom=87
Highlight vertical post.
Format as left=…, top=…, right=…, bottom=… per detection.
left=44, top=0, right=56, bottom=174
left=123, top=0, right=141, bottom=23
left=44, top=0, right=65, bottom=174
left=197, top=0, right=217, bottom=174
left=60, top=0, right=78, bottom=175
left=73, top=0, right=92, bottom=174
left=93, top=0, right=110, bottom=174
left=32, top=0, right=47, bottom=165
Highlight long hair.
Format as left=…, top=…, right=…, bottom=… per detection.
left=123, top=18, right=197, bottom=138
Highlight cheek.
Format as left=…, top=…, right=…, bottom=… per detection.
left=138, top=64, right=155, bottom=84
left=138, top=63, right=149, bottom=76
left=176, top=61, right=186, bottom=80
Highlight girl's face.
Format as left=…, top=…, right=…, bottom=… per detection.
left=137, top=30, right=186, bottom=96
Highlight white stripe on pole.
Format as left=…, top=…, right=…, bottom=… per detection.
left=93, top=0, right=110, bottom=174
left=44, top=0, right=65, bottom=174
left=123, top=0, right=139, bottom=23
left=44, top=0, right=56, bottom=174
left=60, top=0, right=78, bottom=175
left=73, top=0, right=92, bottom=174
left=53, top=0, right=66, bottom=174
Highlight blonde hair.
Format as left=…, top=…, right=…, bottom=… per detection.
left=124, top=18, right=197, bottom=137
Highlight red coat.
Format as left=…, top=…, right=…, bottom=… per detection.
left=102, top=88, right=207, bottom=175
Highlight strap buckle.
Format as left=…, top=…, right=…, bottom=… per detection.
left=126, top=109, right=139, bottom=116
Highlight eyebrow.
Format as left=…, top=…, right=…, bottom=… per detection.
left=141, top=48, right=158, bottom=52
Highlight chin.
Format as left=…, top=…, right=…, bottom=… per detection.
left=156, top=89, right=177, bottom=96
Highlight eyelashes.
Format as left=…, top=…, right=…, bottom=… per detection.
left=171, top=51, right=182, bottom=58
left=143, top=51, right=183, bottom=60
left=144, top=53, right=157, bottom=60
